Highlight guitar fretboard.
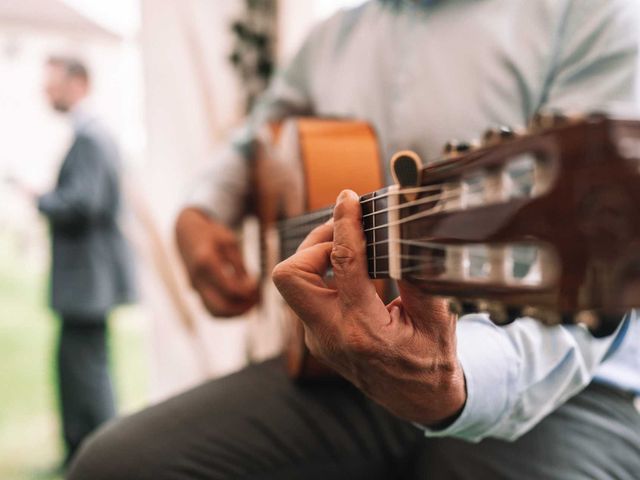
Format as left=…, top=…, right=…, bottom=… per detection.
left=276, top=188, right=392, bottom=278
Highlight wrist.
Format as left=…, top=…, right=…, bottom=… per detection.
left=425, top=361, right=467, bottom=428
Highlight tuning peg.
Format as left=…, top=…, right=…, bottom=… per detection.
left=571, top=310, right=620, bottom=338
left=447, top=298, right=478, bottom=316
left=483, top=301, right=511, bottom=325
left=530, top=110, right=569, bottom=130
left=482, top=126, right=515, bottom=145
left=447, top=298, right=463, bottom=316
left=521, top=306, right=561, bottom=326
left=443, top=140, right=474, bottom=156
left=506, top=306, right=523, bottom=322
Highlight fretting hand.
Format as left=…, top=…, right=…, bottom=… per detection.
left=273, top=189, right=466, bottom=426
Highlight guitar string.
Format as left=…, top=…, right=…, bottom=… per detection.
left=360, top=188, right=462, bottom=219
left=278, top=207, right=334, bottom=228
left=366, top=238, right=451, bottom=249
left=279, top=167, right=535, bottom=234
left=278, top=188, right=480, bottom=242
left=278, top=182, right=460, bottom=230
left=369, top=262, right=445, bottom=276
left=279, top=189, right=466, bottom=240
left=277, top=183, right=480, bottom=262
left=358, top=183, right=451, bottom=204
left=361, top=196, right=468, bottom=234
left=281, top=239, right=453, bottom=264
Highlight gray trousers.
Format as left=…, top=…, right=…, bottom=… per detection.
left=68, top=358, right=640, bottom=479
left=58, top=318, right=116, bottom=466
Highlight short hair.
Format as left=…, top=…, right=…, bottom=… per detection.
left=47, top=55, right=90, bottom=82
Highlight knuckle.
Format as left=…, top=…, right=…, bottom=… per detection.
left=271, top=261, right=294, bottom=288
left=190, top=244, right=211, bottom=265
left=330, top=243, right=356, bottom=270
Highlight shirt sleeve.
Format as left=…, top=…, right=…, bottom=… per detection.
left=422, top=0, right=640, bottom=442
left=420, top=314, right=630, bottom=442
left=187, top=25, right=321, bottom=226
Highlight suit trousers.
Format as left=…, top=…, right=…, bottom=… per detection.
left=68, top=358, right=640, bottom=480
left=57, top=317, right=116, bottom=465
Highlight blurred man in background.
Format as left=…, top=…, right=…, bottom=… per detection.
left=35, top=55, right=135, bottom=468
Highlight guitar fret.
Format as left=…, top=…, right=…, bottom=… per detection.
left=373, top=194, right=377, bottom=277
left=361, top=190, right=390, bottom=279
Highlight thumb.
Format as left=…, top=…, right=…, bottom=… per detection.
left=331, top=190, right=378, bottom=307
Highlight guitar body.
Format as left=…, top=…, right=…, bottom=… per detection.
left=252, top=118, right=384, bottom=378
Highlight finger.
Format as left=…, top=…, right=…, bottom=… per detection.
left=331, top=190, right=378, bottom=307
left=197, top=281, right=258, bottom=317
left=297, top=220, right=333, bottom=251
left=223, top=243, right=259, bottom=292
left=274, top=241, right=333, bottom=290
left=222, top=242, right=248, bottom=277
left=273, top=241, right=338, bottom=323
left=195, top=248, right=256, bottom=300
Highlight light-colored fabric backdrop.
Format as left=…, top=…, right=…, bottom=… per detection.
left=138, top=0, right=367, bottom=400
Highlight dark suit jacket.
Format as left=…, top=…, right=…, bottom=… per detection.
left=38, top=114, right=136, bottom=319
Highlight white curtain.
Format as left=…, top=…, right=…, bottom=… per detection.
left=138, top=0, right=363, bottom=400
left=139, top=0, right=249, bottom=400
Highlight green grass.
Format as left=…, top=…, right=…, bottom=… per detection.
left=0, top=233, right=149, bottom=480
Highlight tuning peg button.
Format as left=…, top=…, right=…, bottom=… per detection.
left=482, top=126, right=515, bottom=145
left=530, top=110, right=569, bottom=130
left=443, top=140, right=472, bottom=156
left=447, top=298, right=463, bottom=316
left=521, top=306, right=561, bottom=326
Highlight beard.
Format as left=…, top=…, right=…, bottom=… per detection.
left=52, top=100, right=70, bottom=113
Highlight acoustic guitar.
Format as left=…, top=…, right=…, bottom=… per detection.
left=251, top=114, right=640, bottom=379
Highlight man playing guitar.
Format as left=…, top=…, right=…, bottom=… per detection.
left=70, top=1, right=640, bottom=478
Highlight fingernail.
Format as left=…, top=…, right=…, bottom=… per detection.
left=337, top=189, right=358, bottom=204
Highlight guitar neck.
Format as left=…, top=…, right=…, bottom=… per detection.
left=277, top=188, right=394, bottom=278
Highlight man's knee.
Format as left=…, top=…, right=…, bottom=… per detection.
left=67, top=416, right=154, bottom=480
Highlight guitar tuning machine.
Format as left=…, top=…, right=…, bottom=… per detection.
left=572, top=310, right=620, bottom=338
left=447, top=298, right=477, bottom=316
left=443, top=140, right=478, bottom=157
left=447, top=298, right=463, bottom=316
left=448, top=298, right=513, bottom=325
left=482, top=126, right=516, bottom=146
left=476, top=300, right=511, bottom=325
left=572, top=310, right=600, bottom=331
left=529, top=110, right=579, bottom=131
left=521, top=306, right=561, bottom=326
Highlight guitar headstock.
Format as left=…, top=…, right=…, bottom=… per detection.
left=366, top=113, right=640, bottom=335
